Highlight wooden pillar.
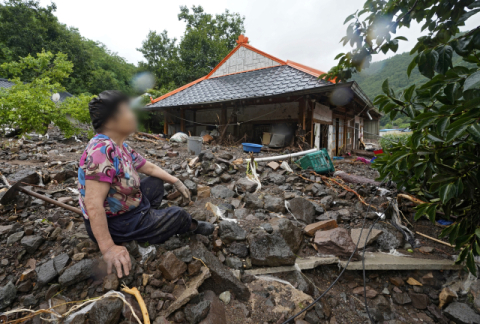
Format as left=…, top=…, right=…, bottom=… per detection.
left=220, top=107, right=227, bottom=134
left=298, top=98, right=306, bottom=130
left=309, top=101, right=315, bottom=146
left=163, top=110, right=168, bottom=135
left=193, top=110, right=197, bottom=136
left=180, top=109, right=185, bottom=133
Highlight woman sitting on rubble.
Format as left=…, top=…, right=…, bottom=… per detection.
left=78, top=90, right=213, bottom=278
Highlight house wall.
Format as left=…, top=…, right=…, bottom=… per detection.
left=313, top=103, right=332, bottom=123
left=210, top=46, right=281, bottom=78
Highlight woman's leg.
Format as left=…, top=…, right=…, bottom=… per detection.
left=140, top=176, right=164, bottom=209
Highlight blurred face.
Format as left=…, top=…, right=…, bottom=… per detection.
left=103, top=101, right=138, bottom=135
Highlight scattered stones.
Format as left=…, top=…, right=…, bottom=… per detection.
left=264, top=195, right=285, bottom=213
left=158, top=252, right=187, bottom=281
left=314, top=228, right=359, bottom=260
left=21, top=235, right=45, bottom=253
left=419, top=246, right=434, bottom=253
left=103, top=273, right=119, bottom=291
left=197, top=186, right=211, bottom=199
left=228, top=242, right=249, bottom=258
left=304, top=220, right=338, bottom=236
left=185, top=300, right=211, bottom=323
left=439, top=287, right=458, bottom=308
left=352, top=286, right=378, bottom=299
left=7, top=231, right=24, bottom=245
left=270, top=218, right=303, bottom=253
left=36, top=253, right=70, bottom=286
left=389, top=277, right=405, bottom=287
left=210, top=185, right=235, bottom=199
left=173, top=246, right=193, bottom=263
left=243, top=192, right=263, bottom=209
left=267, top=173, right=285, bottom=185
left=407, top=277, right=422, bottom=286
left=408, top=292, right=430, bottom=309
left=393, top=292, right=412, bottom=305
left=219, top=291, right=231, bottom=305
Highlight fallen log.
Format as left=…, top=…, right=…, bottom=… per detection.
left=133, top=134, right=157, bottom=144
left=397, top=193, right=426, bottom=205
left=333, top=171, right=381, bottom=186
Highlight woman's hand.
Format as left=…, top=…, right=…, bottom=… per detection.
left=174, top=180, right=191, bottom=205
left=102, top=244, right=132, bottom=278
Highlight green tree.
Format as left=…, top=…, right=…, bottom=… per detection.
left=137, top=5, right=245, bottom=88
left=0, top=0, right=137, bottom=95
left=323, top=0, right=480, bottom=274
left=0, top=51, right=91, bottom=137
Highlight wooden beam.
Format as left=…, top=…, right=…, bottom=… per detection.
left=310, top=101, right=314, bottom=146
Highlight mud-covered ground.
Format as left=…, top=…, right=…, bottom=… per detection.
left=0, top=129, right=478, bottom=324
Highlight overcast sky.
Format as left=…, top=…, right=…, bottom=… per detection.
left=40, top=0, right=480, bottom=73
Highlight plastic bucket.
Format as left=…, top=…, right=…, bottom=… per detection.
left=242, top=143, right=263, bottom=153
left=187, top=136, right=203, bottom=155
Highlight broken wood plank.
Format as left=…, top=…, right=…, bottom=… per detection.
left=244, top=256, right=338, bottom=276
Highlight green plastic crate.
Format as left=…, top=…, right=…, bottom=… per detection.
left=296, top=149, right=335, bottom=174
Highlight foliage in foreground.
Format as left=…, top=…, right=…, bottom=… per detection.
left=323, top=0, right=480, bottom=274
left=379, top=134, right=411, bottom=149
left=0, top=51, right=92, bottom=137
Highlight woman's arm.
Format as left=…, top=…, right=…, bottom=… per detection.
left=84, top=180, right=131, bottom=278
left=138, top=161, right=191, bottom=204
left=138, top=161, right=178, bottom=184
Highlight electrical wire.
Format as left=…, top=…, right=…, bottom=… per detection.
left=281, top=181, right=387, bottom=324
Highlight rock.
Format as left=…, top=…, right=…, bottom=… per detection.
left=243, top=192, right=263, bottom=209
left=163, top=236, right=184, bottom=251
left=312, top=203, right=325, bottom=215
left=247, top=231, right=296, bottom=266
left=0, top=281, right=16, bottom=310
left=36, top=253, right=70, bottom=286
left=267, top=161, right=280, bottom=170
left=218, top=291, right=231, bottom=305
left=350, top=228, right=383, bottom=249
left=304, top=220, right=338, bottom=236
left=352, top=286, right=378, bottom=298
left=270, top=218, right=303, bottom=253
left=0, top=225, right=13, bottom=235
left=218, top=153, right=233, bottom=160
left=207, top=178, right=221, bottom=186
left=220, top=173, right=231, bottom=183
left=393, top=292, right=412, bottom=305
left=7, top=231, right=24, bottom=245
left=197, top=186, right=211, bottom=199
left=218, top=221, right=246, bottom=243
left=228, top=242, right=248, bottom=258
left=261, top=223, right=274, bottom=233
left=268, top=173, right=285, bottom=185
left=225, top=256, right=243, bottom=269
left=406, top=277, right=422, bottom=286
left=421, top=272, right=436, bottom=286
left=373, top=222, right=404, bottom=250
left=419, top=246, right=434, bottom=253
left=103, top=273, right=119, bottom=291
left=190, top=240, right=250, bottom=301
left=264, top=195, right=285, bottom=213
left=199, top=290, right=226, bottom=324
left=439, top=287, right=458, bottom=308
left=319, top=195, right=334, bottom=208
left=159, top=252, right=187, bottom=281
left=21, top=235, right=45, bottom=253
left=444, top=302, right=480, bottom=324
left=316, top=210, right=338, bottom=222
left=184, top=179, right=198, bottom=194
left=173, top=246, right=193, bottom=263
left=210, top=185, right=235, bottom=199
left=389, top=277, right=404, bottom=287
left=188, top=260, right=203, bottom=276
left=89, top=297, right=123, bottom=324
left=235, top=178, right=258, bottom=193
left=72, top=253, right=85, bottom=261
left=369, top=295, right=393, bottom=323
left=314, top=228, right=359, bottom=260
left=287, top=198, right=315, bottom=224
left=58, top=259, right=95, bottom=287
left=185, top=300, right=211, bottom=323
left=281, top=270, right=314, bottom=295
left=408, top=292, right=429, bottom=309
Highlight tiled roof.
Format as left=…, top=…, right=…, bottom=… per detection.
left=0, top=78, right=14, bottom=89
left=0, top=78, right=73, bottom=102
left=149, top=65, right=331, bottom=108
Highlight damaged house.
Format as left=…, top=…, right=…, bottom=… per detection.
left=145, top=35, right=380, bottom=157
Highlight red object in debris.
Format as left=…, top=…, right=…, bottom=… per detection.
left=374, top=149, right=384, bottom=155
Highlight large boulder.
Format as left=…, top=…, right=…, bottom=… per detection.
left=287, top=198, right=315, bottom=224
left=247, top=230, right=296, bottom=266
left=314, top=228, right=359, bottom=260
left=270, top=218, right=303, bottom=253
left=36, top=253, right=70, bottom=286
left=190, top=239, right=250, bottom=301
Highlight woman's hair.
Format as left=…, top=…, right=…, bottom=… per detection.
left=88, top=90, right=130, bottom=132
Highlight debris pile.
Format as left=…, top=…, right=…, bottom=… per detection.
left=0, top=130, right=478, bottom=324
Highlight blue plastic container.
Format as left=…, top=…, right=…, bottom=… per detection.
left=242, top=143, right=263, bottom=153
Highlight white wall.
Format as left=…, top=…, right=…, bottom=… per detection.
left=313, top=103, right=332, bottom=122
